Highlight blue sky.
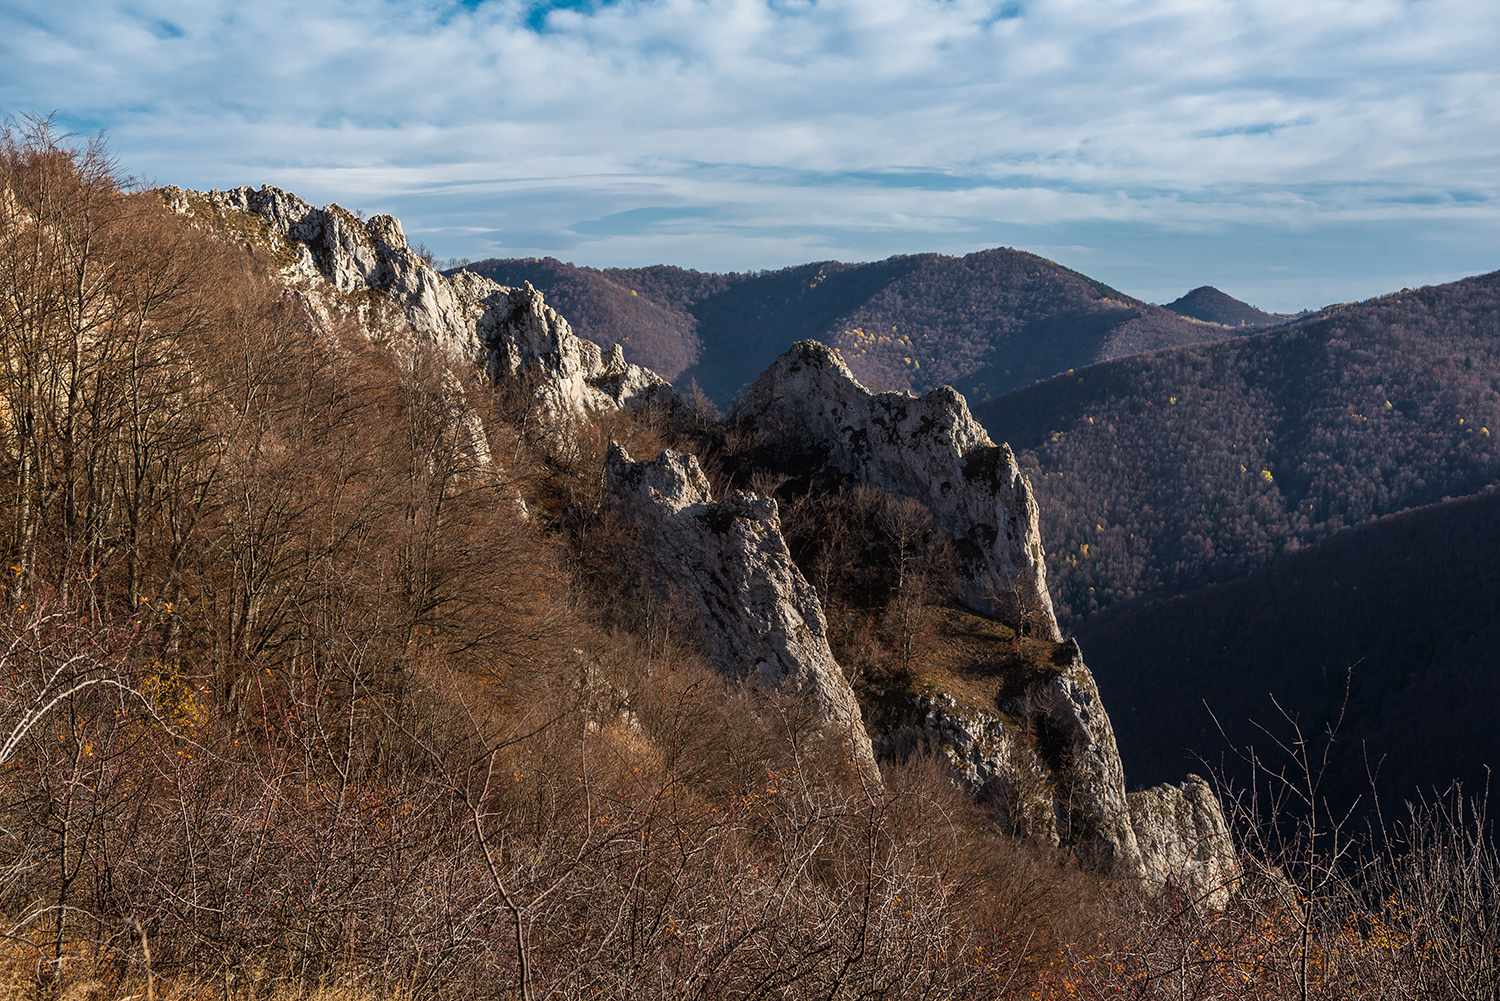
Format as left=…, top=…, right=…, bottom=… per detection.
left=3, top=0, right=1498, bottom=312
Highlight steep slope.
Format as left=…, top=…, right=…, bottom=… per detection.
left=708, top=343, right=1236, bottom=892
left=975, top=271, right=1500, bottom=624
left=1163, top=286, right=1293, bottom=327
left=468, top=251, right=1239, bottom=404
left=1078, top=488, right=1500, bottom=821
left=159, top=183, right=1239, bottom=900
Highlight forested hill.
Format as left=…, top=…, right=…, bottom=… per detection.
left=974, top=270, right=1500, bottom=625
left=1079, top=488, right=1500, bottom=819
left=464, top=249, right=1241, bottom=404
left=1163, top=285, right=1294, bottom=327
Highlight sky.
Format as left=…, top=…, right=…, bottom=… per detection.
left=3, top=0, right=1498, bottom=312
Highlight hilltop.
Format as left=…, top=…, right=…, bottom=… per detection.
left=1162, top=285, right=1295, bottom=327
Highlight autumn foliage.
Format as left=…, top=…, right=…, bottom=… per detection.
left=1, top=119, right=1497, bottom=1001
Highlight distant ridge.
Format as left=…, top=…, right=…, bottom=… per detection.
left=1163, top=285, right=1291, bottom=327
left=467, top=251, right=1242, bottom=404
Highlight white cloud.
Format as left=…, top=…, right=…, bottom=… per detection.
left=2, top=0, right=1497, bottom=307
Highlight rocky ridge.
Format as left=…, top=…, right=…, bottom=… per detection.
left=165, top=187, right=1238, bottom=900
left=158, top=184, right=669, bottom=421
left=605, top=445, right=878, bottom=782
left=735, top=341, right=1061, bottom=641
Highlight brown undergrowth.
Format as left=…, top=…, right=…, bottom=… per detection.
left=3, top=118, right=1499, bottom=1001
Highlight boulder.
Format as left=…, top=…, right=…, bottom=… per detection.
left=735, top=341, right=1060, bottom=640
left=606, top=445, right=878, bottom=783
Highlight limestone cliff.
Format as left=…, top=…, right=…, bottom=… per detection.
left=1129, top=775, right=1240, bottom=910
left=606, top=445, right=878, bottom=783
left=158, top=184, right=669, bottom=422
left=734, top=341, right=1060, bottom=641
left=869, top=636, right=1145, bottom=879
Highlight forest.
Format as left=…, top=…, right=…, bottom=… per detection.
left=1078, top=487, right=1500, bottom=818
left=976, top=274, right=1500, bottom=626
left=3, top=119, right=1499, bottom=1001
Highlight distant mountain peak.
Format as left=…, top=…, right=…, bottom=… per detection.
left=1163, top=285, right=1287, bottom=327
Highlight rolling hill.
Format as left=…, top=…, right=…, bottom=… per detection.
left=1163, top=285, right=1295, bottom=327
left=975, top=270, right=1500, bottom=625
left=464, top=249, right=1244, bottom=404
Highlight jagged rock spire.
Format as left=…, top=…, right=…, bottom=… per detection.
left=735, top=340, right=1061, bottom=640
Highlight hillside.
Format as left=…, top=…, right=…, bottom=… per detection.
left=975, top=271, right=1500, bottom=624
left=0, top=125, right=1242, bottom=1001
left=1077, top=488, right=1500, bottom=819
left=467, top=249, right=1240, bottom=404
left=6, top=122, right=1497, bottom=1001
left=1162, top=286, right=1293, bottom=327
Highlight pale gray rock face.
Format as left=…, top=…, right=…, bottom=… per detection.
left=455, top=274, right=674, bottom=417
left=868, top=638, right=1144, bottom=879
left=1129, top=775, right=1240, bottom=910
left=158, top=184, right=668, bottom=422
left=607, top=445, right=878, bottom=783
left=735, top=341, right=1060, bottom=641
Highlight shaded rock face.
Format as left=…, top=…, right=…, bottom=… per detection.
left=735, top=341, right=1060, bottom=641
left=158, top=184, right=669, bottom=421
left=606, top=445, right=878, bottom=782
left=869, top=638, right=1145, bottom=880
left=1129, top=775, right=1240, bottom=911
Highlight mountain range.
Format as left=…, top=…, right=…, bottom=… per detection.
left=975, top=272, right=1500, bottom=624
left=463, top=252, right=1276, bottom=405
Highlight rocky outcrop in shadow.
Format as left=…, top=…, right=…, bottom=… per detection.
left=870, top=637, right=1145, bottom=879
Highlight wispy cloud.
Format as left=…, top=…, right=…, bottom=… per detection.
left=2, top=0, right=1497, bottom=310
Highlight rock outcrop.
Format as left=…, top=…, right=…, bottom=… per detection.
left=158, top=184, right=669, bottom=421
left=606, top=445, right=878, bottom=783
left=870, top=637, right=1145, bottom=879
left=1129, top=775, right=1240, bottom=910
left=735, top=341, right=1060, bottom=641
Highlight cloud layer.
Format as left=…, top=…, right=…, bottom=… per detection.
left=4, top=0, right=1498, bottom=310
